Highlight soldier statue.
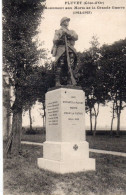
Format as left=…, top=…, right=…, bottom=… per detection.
left=51, top=17, right=78, bottom=86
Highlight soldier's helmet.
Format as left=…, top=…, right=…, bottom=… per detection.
left=60, top=17, right=70, bottom=26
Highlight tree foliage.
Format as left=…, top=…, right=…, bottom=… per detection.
left=100, top=39, right=126, bottom=135
left=77, top=36, right=107, bottom=134
left=77, top=37, right=126, bottom=134
left=3, top=0, right=46, bottom=155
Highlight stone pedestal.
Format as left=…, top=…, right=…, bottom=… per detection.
left=37, top=87, right=95, bottom=173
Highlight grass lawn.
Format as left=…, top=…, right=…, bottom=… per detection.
left=86, top=135, right=126, bottom=153
left=21, top=133, right=126, bottom=153
left=4, top=145, right=126, bottom=195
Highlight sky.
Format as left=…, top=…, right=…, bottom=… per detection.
left=38, top=0, right=126, bottom=53
left=22, top=0, right=126, bottom=129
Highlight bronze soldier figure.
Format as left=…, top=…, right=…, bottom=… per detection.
left=51, top=17, right=78, bottom=86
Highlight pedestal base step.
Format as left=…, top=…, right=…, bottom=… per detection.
left=37, top=158, right=95, bottom=174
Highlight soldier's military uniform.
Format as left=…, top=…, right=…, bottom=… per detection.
left=51, top=17, right=78, bottom=86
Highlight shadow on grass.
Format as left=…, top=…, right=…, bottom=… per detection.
left=4, top=145, right=126, bottom=195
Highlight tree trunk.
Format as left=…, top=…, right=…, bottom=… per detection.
left=89, top=108, right=93, bottom=133
left=116, top=99, right=122, bottom=137
left=9, top=109, right=22, bottom=156
left=29, top=107, right=32, bottom=130
left=93, top=103, right=100, bottom=136
left=93, top=116, right=97, bottom=136
left=43, top=116, right=46, bottom=128
left=110, top=101, right=115, bottom=135
left=116, top=109, right=121, bottom=136
left=43, top=101, right=46, bottom=128
left=110, top=117, right=114, bottom=135
left=6, top=86, right=23, bottom=156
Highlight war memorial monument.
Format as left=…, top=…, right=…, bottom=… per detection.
left=38, top=17, right=95, bottom=173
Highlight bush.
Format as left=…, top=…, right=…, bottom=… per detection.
left=25, top=127, right=46, bottom=135
left=86, top=130, right=126, bottom=136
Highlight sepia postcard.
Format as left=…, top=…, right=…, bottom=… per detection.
left=2, top=0, right=126, bottom=194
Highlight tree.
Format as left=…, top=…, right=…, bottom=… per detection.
left=77, top=36, right=107, bottom=135
left=22, top=63, right=55, bottom=130
left=89, top=36, right=101, bottom=135
left=3, top=0, right=45, bottom=155
left=100, top=39, right=126, bottom=135
left=77, top=50, right=94, bottom=132
left=23, top=103, right=34, bottom=131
